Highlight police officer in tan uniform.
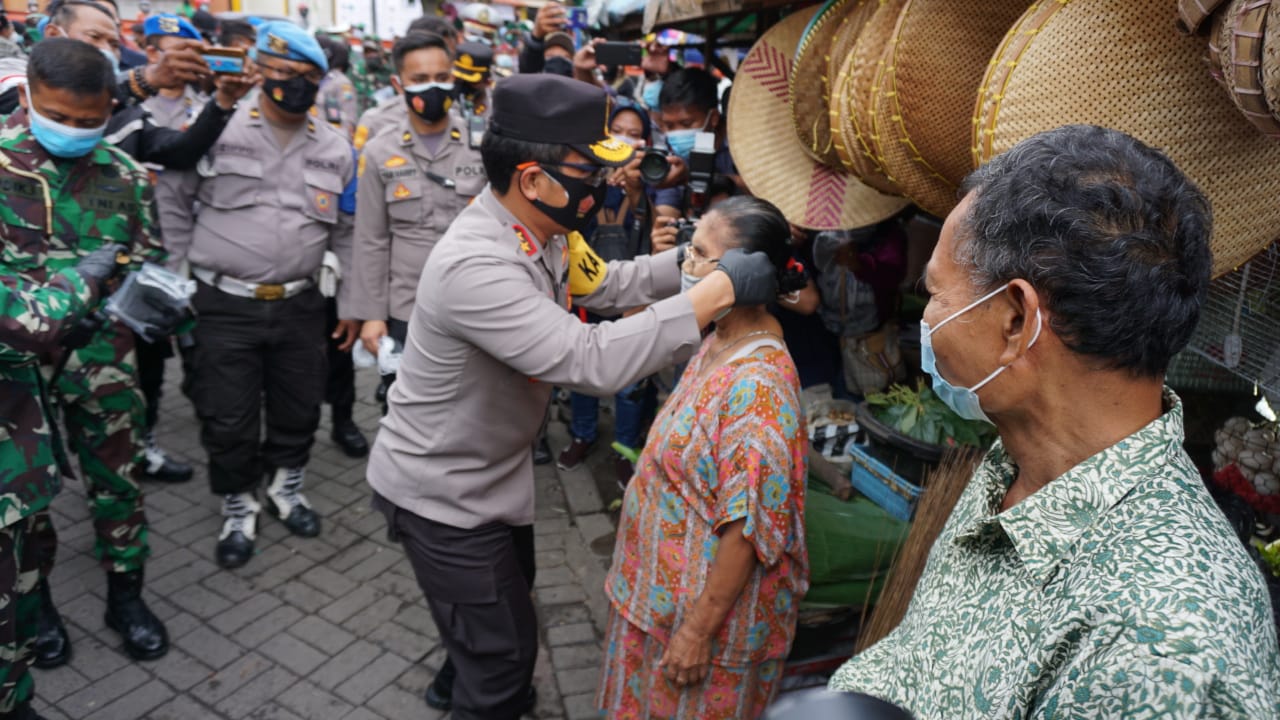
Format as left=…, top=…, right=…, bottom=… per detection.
left=452, top=40, right=493, bottom=121
left=316, top=34, right=358, bottom=137
left=161, top=22, right=359, bottom=570
left=350, top=33, right=485, bottom=408
left=365, top=74, right=778, bottom=720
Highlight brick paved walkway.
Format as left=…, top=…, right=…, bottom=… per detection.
left=33, top=362, right=618, bottom=720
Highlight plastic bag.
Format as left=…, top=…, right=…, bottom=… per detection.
left=353, top=336, right=401, bottom=376
left=103, top=263, right=195, bottom=343
left=803, top=478, right=910, bottom=607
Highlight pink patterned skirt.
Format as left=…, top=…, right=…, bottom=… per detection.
left=595, top=608, right=784, bottom=720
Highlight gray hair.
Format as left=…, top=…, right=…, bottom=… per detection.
left=956, top=124, right=1212, bottom=377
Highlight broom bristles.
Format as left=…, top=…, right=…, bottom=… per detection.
left=854, top=447, right=982, bottom=653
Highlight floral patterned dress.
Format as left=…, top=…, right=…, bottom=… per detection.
left=596, top=336, right=810, bottom=719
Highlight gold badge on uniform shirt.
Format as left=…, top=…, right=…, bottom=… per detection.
left=393, top=182, right=412, bottom=199
left=384, top=155, right=407, bottom=168
left=268, top=33, right=289, bottom=55
left=450, top=128, right=462, bottom=141
left=315, top=192, right=332, bottom=211
left=158, top=16, right=179, bottom=33
left=353, top=125, right=369, bottom=150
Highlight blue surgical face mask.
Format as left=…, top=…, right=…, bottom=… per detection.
left=25, top=85, right=106, bottom=159
left=665, top=114, right=711, bottom=161
left=641, top=79, right=662, bottom=110
left=920, top=283, right=1042, bottom=424
left=681, top=268, right=731, bottom=321
left=100, top=47, right=120, bottom=75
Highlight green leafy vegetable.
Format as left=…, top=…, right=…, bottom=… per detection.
left=866, top=380, right=998, bottom=449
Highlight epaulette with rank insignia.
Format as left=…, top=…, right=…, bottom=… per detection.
left=450, top=128, right=462, bottom=141
left=249, top=107, right=261, bottom=119
left=402, top=131, right=412, bottom=144
left=308, top=121, right=316, bottom=132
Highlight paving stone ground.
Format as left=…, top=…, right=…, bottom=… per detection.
left=34, top=360, right=619, bottom=720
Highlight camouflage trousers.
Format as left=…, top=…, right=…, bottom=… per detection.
left=0, top=515, right=42, bottom=713
left=44, top=331, right=149, bottom=574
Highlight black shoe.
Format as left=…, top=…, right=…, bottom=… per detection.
left=141, top=432, right=194, bottom=483
left=267, top=503, right=321, bottom=538
left=33, top=579, right=70, bottom=669
left=104, top=570, right=168, bottom=661
left=423, top=680, right=451, bottom=711
left=216, top=529, right=254, bottom=569
left=533, top=437, right=552, bottom=465
left=330, top=418, right=369, bottom=458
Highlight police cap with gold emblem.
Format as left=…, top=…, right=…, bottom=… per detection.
left=254, top=20, right=328, bottom=71
left=453, top=41, right=493, bottom=84
left=489, top=74, right=634, bottom=167
left=143, top=13, right=202, bottom=41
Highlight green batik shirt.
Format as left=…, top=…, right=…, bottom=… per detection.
left=830, top=389, right=1280, bottom=719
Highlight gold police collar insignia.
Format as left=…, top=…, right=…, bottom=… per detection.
left=268, top=33, right=289, bottom=55
left=159, top=16, right=179, bottom=33
left=450, top=128, right=462, bottom=140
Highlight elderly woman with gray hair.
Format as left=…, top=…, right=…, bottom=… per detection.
left=830, top=124, right=1280, bottom=718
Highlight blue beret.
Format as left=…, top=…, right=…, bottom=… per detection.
left=253, top=21, right=328, bottom=72
left=245, top=16, right=267, bottom=27
left=142, top=14, right=202, bottom=41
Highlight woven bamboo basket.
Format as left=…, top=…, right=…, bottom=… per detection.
left=843, top=0, right=909, bottom=194
left=1210, top=0, right=1280, bottom=137
left=790, top=0, right=860, bottom=168
left=980, top=0, right=1280, bottom=278
left=1179, top=0, right=1231, bottom=31
left=972, top=2, right=1067, bottom=168
left=1266, top=1, right=1280, bottom=118
left=828, top=0, right=881, bottom=174
left=729, top=6, right=909, bottom=229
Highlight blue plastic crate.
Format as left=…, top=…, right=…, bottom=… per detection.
left=848, top=444, right=923, bottom=522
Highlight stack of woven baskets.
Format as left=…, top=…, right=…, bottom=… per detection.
left=728, top=0, right=1280, bottom=278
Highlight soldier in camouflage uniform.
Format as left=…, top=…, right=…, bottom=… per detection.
left=0, top=244, right=124, bottom=720
left=0, top=39, right=170, bottom=666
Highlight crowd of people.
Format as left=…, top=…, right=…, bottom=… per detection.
left=0, top=1, right=1277, bottom=719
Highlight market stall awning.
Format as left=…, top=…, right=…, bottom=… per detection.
left=642, top=0, right=803, bottom=33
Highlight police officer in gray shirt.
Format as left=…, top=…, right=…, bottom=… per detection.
left=163, top=22, right=359, bottom=570
left=366, top=73, right=777, bottom=720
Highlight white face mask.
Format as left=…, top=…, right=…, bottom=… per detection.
left=611, top=134, right=642, bottom=148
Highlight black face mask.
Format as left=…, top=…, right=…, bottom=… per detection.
left=263, top=76, right=320, bottom=115
left=531, top=165, right=607, bottom=233
left=366, top=55, right=384, bottom=72
left=544, top=56, right=573, bottom=77
left=403, top=84, right=453, bottom=123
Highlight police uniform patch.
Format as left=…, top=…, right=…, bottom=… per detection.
left=357, top=154, right=367, bottom=178
left=268, top=33, right=289, bottom=55
left=513, top=224, right=536, bottom=257
left=384, top=156, right=407, bottom=168
left=354, top=125, right=370, bottom=150
left=316, top=192, right=332, bottom=210
left=393, top=182, right=412, bottom=199
left=309, top=106, right=319, bottom=117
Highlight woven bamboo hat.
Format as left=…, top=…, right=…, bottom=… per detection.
left=978, top=0, right=1280, bottom=278
left=730, top=6, right=909, bottom=229
left=828, top=0, right=886, bottom=176
left=789, top=0, right=860, bottom=168
left=871, top=0, right=1029, bottom=218
left=1208, top=0, right=1280, bottom=138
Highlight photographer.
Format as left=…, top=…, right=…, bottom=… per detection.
left=651, top=68, right=743, bottom=222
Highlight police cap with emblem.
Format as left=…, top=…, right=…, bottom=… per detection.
left=453, top=41, right=493, bottom=84
left=489, top=74, right=634, bottom=167
left=254, top=20, right=328, bottom=71
left=142, top=13, right=202, bottom=41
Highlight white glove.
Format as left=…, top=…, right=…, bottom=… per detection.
left=319, top=251, right=341, bottom=298
left=376, top=335, right=401, bottom=376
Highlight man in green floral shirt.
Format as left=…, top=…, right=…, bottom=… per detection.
left=830, top=125, right=1280, bottom=719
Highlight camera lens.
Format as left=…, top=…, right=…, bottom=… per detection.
left=639, top=148, right=670, bottom=185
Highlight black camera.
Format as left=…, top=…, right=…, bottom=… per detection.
left=639, top=147, right=671, bottom=185
left=673, top=218, right=696, bottom=245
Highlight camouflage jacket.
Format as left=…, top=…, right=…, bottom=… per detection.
left=0, top=267, right=96, bottom=526
left=0, top=111, right=164, bottom=374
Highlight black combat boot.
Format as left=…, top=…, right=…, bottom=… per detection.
left=32, top=579, right=70, bottom=669
left=104, top=570, right=168, bottom=661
